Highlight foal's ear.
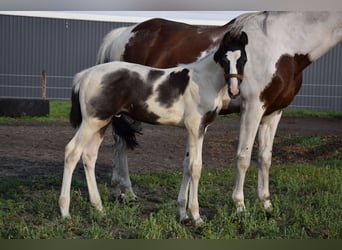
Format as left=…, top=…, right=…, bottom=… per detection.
left=222, top=32, right=233, bottom=44
left=239, top=32, right=248, bottom=45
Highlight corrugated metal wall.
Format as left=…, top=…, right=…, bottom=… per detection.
left=0, top=14, right=341, bottom=111
left=292, top=43, right=342, bottom=111
left=0, top=14, right=133, bottom=100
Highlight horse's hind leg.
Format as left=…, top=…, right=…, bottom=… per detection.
left=257, top=110, right=282, bottom=213
left=82, top=130, right=105, bottom=214
left=112, top=133, right=137, bottom=201
left=59, top=125, right=93, bottom=218
left=177, top=142, right=191, bottom=223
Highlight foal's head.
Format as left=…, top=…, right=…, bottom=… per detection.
left=214, top=31, right=248, bottom=98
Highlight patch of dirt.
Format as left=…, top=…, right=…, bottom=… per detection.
left=0, top=116, right=341, bottom=180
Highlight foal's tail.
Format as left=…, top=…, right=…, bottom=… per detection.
left=69, top=86, right=82, bottom=129
left=69, top=73, right=83, bottom=129
left=112, top=116, right=140, bottom=150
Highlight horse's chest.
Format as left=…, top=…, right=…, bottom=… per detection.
left=260, top=54, right=311, bottom=115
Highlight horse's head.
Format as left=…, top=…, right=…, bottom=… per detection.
left=214, top=31, right=248, bottom=99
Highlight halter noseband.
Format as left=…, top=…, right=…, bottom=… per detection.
left=224, top=73, right=244, bottom=81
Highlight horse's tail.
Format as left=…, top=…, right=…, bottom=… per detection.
left=69, top=73, right=83, bottom=129
left=96, top=26, right=129, bottom=64
left=111, top=116, right=140, bottom=150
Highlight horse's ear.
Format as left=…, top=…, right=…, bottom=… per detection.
left=240, top=32, right=248, bottom=45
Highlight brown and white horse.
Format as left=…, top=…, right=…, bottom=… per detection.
left=226, top=11, right=342, bottom=213
left=98, top=12, right=342, bottom=215
left=96, top=17, right=241, bottom=200
left=59, top=32, right=248, bottom=226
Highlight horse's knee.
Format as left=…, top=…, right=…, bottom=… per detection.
left=258, top=150, right=272, bottom=169
left=236, top=152, right=251, bottom=171
left=191, top=162, right=202, bottom=180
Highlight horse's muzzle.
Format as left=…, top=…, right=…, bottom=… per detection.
left=225, top=73, right=243, bottom=99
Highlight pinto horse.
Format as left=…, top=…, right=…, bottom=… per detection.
left=224, top=11, right=342, bottom=213
left=59, top=32, right=248, bottom=226
left=96, top=17, right=242, bottom=200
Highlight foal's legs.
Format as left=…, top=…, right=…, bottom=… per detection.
left=59, top=123, right=95, bottom=218
left=177, top=118, right=205, bottom=226
left=59, top=120, right=108, bottom=218
left=82, top=131, right=105, bottom=213
left=257, top=110, right=282, bottom=212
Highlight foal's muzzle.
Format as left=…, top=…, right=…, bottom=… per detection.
left=224, top=73, right=244, bottom=99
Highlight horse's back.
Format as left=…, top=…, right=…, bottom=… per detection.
left=104, top=18, right=226, bottom=68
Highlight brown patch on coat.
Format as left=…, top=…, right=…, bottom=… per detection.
left=156, top=69, right=190, bottom=108
left=260, top=54, right=311, bottom=115
left=123, top=18, right=230, bottom=68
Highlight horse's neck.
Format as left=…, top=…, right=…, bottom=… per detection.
left=301, top=12, right=342, bottom=61
left=188, top=52, right=224, bottom=90
left=269, top=12, right=342, bottom=61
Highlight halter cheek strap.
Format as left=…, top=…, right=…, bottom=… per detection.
left=224, top=73, right=244, bottom=81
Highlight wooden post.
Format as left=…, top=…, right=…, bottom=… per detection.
left=42, top=69, right=46, bottom=99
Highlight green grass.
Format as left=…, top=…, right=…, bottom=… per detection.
left=283, top=108, right=342, bottom=118
left=281, top=135, right=328, bottom=148
left=0, top=101, right=341, bottom=123
left=0, top=101, right=71, bottom=122
left=1, top=160, right=341, bottom=239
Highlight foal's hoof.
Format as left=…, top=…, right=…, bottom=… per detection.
left=61, top=214, right=71, bottom=220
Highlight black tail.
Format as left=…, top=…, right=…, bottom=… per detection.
left=69, top=88, right=82, bottom=129
left=112, top=116, right=141, bottom=150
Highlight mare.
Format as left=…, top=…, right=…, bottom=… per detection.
left=96, top=17, right=242, bottom=200
left=221, top=11, right=342, bottom=212
left=59, top=32, right=248, bottom=226
left=99, top=11, right=342, bottom=214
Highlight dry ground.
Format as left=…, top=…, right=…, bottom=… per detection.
left=0, top=116, right=341, bottom=181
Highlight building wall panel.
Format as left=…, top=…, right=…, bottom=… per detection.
left=0, top=14, right=341, bottom=111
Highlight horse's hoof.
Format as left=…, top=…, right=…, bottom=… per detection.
left=180, top=216, right=192, bottom=226
left=236, top=204, right=246, bottom=214
left=194, top=217, right=204, bottom=227
left=117, top=193, right=138, bottom=204
left=61, top=214, right=71, bottom=220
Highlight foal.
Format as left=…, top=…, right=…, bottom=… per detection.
left=59, top=32, right=248, bottom=226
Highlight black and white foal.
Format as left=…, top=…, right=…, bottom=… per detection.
left=59, top=32, right=248, bottom=226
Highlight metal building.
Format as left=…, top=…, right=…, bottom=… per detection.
left=0, top=13, right=134, bottom=100
left=0, top=12, right=341, bottom=111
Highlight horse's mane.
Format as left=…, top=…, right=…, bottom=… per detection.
left=228, top=11, right=271, bottom=36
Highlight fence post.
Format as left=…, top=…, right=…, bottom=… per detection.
left=42, top=69, right=46, bottom=99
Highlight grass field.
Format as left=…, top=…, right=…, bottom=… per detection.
left=0, top=161, right=341, bottom=239
left=0, top=101, right=341, bottom=239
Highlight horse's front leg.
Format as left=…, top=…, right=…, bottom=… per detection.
left=257, top=110, right=282, bottom=213
left=233, top=100, right=264, bottom=213
left=180, top=118, right=205, bottom=226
